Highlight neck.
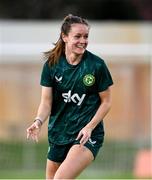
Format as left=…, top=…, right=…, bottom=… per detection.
left=65, top=53, right=82, bottom=65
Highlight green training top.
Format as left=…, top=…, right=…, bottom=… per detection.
left=40, top=50, right=113, bottom=145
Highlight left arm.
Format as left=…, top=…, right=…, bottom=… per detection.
left=76, top=87, right=112, bottom=145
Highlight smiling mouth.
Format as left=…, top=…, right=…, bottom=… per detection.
left=76, top=45, right=86, bottom=49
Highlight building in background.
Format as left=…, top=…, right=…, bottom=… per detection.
left=0, top=0, right=151, bottom=178
left=0, top=21, right=151, bottom=142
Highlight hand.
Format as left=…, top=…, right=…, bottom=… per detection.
left=76, top=126, right=93, bottom=145
left=26, top=120, right=41, bottom=142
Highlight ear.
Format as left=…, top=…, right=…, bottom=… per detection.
left=61, top=33, right=68, bottom=43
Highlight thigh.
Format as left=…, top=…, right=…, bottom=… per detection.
left=47, top=142, right=72, bottom=163
left=46, top=142, right=71, bottom=179
left=46, top=159, right=61, bottom=179
left=54, top=144, right=94, bottom=179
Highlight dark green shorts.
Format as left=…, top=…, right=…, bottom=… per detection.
left=47, top=125, right=104, bottom=163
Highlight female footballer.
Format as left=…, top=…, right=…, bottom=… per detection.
left=27, top=14, right=113, bottom=179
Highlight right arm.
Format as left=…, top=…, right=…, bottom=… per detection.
left=26, top=86, right=52, bottom=142
left=36, top=86, right=53, bottom=123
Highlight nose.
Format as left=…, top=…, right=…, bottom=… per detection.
left=80, top=37, right=87, bottom=43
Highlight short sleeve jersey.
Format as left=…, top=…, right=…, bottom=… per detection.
left=40, top=50, right=113, bottom=145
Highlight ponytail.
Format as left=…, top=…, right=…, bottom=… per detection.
left=43, top=14, right=89, bottom=66
left=43, top=37, right=65, bottom=66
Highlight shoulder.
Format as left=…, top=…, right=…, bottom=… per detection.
left=41, top=60, right=49, bottom=71
left=86, top=50, right=105, bottom=66
left=43, top=59, right=59, bottom=70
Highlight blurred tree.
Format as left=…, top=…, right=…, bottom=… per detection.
left=0, top=0, right=151, bottom=20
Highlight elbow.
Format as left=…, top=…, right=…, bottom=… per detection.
left=102, top=100, right=112, bottom=112
left=40, top=101, right=52, bottom=111
left=46, top=103, right=52, bottom=112
left=107, top=101, right=112, bottom=112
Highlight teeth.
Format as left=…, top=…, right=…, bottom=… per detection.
left=77, top=45, right=84, bottom=48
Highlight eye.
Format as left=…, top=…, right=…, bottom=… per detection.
left=75, top=35, right=81, bottom=39
left=84, top=35, right=88, bottom=39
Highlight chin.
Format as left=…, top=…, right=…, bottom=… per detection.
left=75, top=49, right=85, bottom=55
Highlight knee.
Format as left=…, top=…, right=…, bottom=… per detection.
left=53, top=169, right=69, bottom=180
left=53, top=171, right=63, bottom=180
left=46, top=167, right=56, bottom=179
left=46, top=160, right=61, bottom=180
left=46, top=171, right=55, bottom=180
left=53, top=168, right=76, bottom=180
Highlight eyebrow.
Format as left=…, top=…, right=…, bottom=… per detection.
left=75, top=33, right=89, bottom=35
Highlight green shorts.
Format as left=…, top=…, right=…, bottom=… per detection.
left=47, top=124, right=104, bottom=163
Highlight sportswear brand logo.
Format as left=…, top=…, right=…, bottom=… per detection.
left=55, top=76, right=62, bottom=82
left=62, top=90, right=86, bottom=106
left=88, top=138, right=96, bottom=146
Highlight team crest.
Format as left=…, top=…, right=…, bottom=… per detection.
left=83, top=74, right=95, bottom=86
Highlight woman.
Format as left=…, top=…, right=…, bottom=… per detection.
left=27, top=14, right=113, bottom=179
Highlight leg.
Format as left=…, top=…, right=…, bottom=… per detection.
left=54, top=144, right=94, bottom=179
left=46, top=159, right=61, bottom=180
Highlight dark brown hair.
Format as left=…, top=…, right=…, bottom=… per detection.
left=44, top=14, right=89, bottom=66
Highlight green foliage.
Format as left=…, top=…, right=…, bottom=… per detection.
left=0, top=169, right=134, bottom=179
left=0, top=140, right=138, bottom=179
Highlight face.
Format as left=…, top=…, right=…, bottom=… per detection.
left=62, top=23, right=89, bottom=56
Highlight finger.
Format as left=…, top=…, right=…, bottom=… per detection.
left=76, top=131, right=82, bottom=140
left=79, top=135, right=85, bottom=144
left=27, top=129, right=32, bottom=139
left=33, top=131, right=39, bottom=142
left=27, top=132, right=30, bottom=139
left=80, top=137, right=86, bottom=145
left=80, top=135, right=89, bottom=145
left=32, top=134, right=37, bottom=142
left=27, top=124, right=36, bottom=132
left=31, top=133, right=36, bottom=142
left=35, top=123, right=39, bottom=129
left=35, top=135, right=39, bottom=143
left=27, top=129, right=35, bottom=141
left=26, top=130, right=32, bottom=139
left=26, top=124, right=36, bottom=139
left=31, top=130, right=39, bottom=142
